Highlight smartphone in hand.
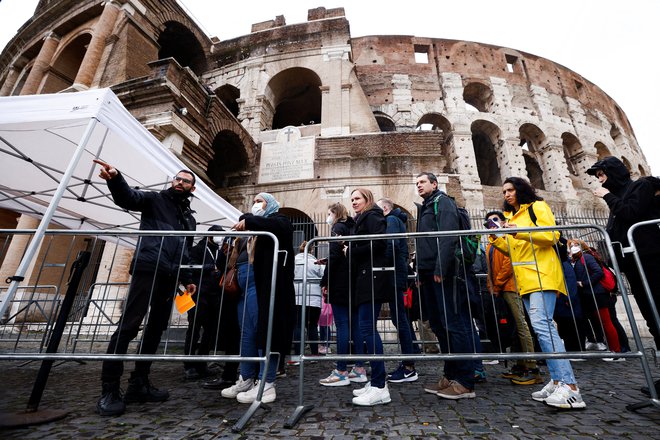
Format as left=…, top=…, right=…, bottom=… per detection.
left=484, top=218, right=501, bottom=229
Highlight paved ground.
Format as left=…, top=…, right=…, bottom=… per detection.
left=0, top=345, right=659, bottom=439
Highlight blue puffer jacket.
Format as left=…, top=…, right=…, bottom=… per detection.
left=107, top=172, right=196, bottom=281
left=572, top=252, right=609, bottom=312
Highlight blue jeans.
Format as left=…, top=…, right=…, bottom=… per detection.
left=237, top=263, right=277, bottom=382
left=389, top=289, right=419, bottom=364
left=522, top=291, right=576, bottom=384
left=332, top=304, right=364, bottom=372
left=420, top=271, right=475, bottom=389
left=358, top=302, right=386, bottom=388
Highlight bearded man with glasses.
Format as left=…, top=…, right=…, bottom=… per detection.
left=92, top=160, right=198, bottom=416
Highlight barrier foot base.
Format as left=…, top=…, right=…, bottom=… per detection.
left=231, top=400, right=271, bottom=433
left=0, top=409, right=68, bottom=428
left=284, top=404, right=314, bottom=428
left=626, top=398, right=659, bottom=412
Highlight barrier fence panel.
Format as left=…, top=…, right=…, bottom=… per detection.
left=287, top=223, right=657, bottom=426
left=0, top=228, right=281, bottom=432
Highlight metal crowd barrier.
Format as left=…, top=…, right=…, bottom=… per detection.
left=0, top=228, right=280, bottom=432
left=287, top=223, right=658, bottom=426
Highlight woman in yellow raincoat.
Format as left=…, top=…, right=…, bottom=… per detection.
left=489, top=177, right=585, bottom=410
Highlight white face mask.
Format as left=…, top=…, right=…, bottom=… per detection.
left=326, top=215, right=334, bottom=226
left=212, top=237, right=223, bottom=245
left=251, top=202, right=265, bottom=216
left=570, top=245, right=581, bottom=255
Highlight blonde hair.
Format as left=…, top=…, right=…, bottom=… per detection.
left=328, top=203, right=349, bottom=223
left=298, top=240, right=307, bottom=253
left=351, top=187, right=375, bottom=212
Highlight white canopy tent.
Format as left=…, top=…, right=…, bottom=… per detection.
left=0, top=88, right=243, bottom=317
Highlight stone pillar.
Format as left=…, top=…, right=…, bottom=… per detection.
left=321, top=46, right=350, bottom=136
left=20, top=32, right=60, bottom=95
left=0, top=215, right=41, bottom=322
left=0, top=66, right=20, bottom=96
left=452, top=129, right=484, bottom=209
left=498, top=137, right=527, bottom=180
left=573, top=151, right=600, bottom=191
left=538, top=139, right=577, bottom=198
left=72, top=0, right=121, bottom=89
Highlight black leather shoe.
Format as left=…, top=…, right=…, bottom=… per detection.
left=124, top=376, right=169, bottom=403
left=184, top=368, right=201, bottom=381
left=96, top=382, right=126, bottom=416
left=201, top=378, right=235, bottom=390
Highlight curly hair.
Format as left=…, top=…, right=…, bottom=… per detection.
left=502, top=177, right=543, bottom=212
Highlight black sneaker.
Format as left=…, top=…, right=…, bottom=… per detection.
left=96, top=382, right=126, bottom=416
left=387, top=364, right=419, bottom=383
left=201, top=378, right=235, bottom=390
left=124, top=376, right=169, bottom=403
left=184, top=368, right=201, bottom=381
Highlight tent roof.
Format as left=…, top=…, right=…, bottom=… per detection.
left=0, top=88, right=242, bottom=232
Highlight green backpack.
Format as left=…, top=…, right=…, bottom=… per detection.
left=432, top=195, right=480, bottom=268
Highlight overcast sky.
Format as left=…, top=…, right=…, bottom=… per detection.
left=1, top=0, right=658, bottom=175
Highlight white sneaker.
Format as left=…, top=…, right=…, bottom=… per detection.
left=352, top=384, right=391, bottom=406
left=236, top=380, right=276, bottom=404
left=531, top=380, right=558, bottom=402
left=595, top=342, right=608, bottom=351
left=584, top=341, right=597, bottom=351
left=544, top=382, right=586, bottom=409
left=353, top=381, right=371, bottom=397
left=220, top=376, right=255, bottom=399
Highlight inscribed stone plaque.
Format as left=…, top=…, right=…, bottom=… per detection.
left=258, top=126, right=315, bottom=183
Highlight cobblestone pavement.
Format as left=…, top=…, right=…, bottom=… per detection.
left=1, top=347, right=658, bottom=439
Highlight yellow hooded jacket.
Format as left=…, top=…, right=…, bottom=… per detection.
left=489, top=201, right=566, bottom=296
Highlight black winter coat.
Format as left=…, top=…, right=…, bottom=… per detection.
left=415, top=190, right=459, bottom=278
left=384, top=208, right=409, bottom=291
left=349, top=205, right=395, bottom=306
left=597, top=156, right=660, bottom=257
left=321, top=217, right=355, bottom=307
left=107, top=173, right=196, bottom=281
left=188, top=238, right=227, bottom=299
left=241, top=212, right=296, bottom=354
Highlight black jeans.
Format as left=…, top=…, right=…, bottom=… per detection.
left=101, top=271, right=178, bottom=383
left=622, top=254, right=660, bottom=348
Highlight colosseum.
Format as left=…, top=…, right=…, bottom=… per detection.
left=0, top=0, right=653, bottom=297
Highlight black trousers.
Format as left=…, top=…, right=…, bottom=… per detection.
left=622, top=254, right=660, bottom=347
left=101, top=271, right=178, bottom=383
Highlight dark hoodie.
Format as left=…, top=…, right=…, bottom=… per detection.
left=588, top=156, right=660, bottom=256
left=384, top=208, right=409, bottom=291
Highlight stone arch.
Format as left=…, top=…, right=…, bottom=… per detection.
left=471, top=119, right=502, bottom=186
left=279, top=207, right=318, bottom=248
left=519, top=123, right=546, bottom=190
left=463, top=81, right=493, bottom=113
left=40, top=33, right=92, bottom=94
left=266, top=67, right=322, bottom=130
left=157, top=21, right=207, bottom=76
left=374, top=111, right=396, bottom=132
left=416, top=113, right=452, bottom=134
left=207, top=130, right=249, bottom=188
left=595, top=142, right=612, bottom=160
left=215, top=84, right=240, bottom=117
left=621, top=156, right=632, bottom=172
left=561, top=132, right=582, bottom=176
left=638, top=164, right=648, bottom=177
left=610, top=123, right=626, bottom=151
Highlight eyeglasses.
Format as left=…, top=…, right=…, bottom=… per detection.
left=173, top=176, right=193, bottom=185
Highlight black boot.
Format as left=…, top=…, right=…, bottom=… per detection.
left=640, top=379, right=660, bottom=397
left=96, top=382, right=126, bottom=416
left=124, top=374, right=170, bottom=403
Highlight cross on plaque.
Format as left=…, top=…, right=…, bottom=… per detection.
left=283, top=127, right=295, bottom=143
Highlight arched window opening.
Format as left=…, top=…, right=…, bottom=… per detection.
left=638, top=164, right=647, bottom=177
left=519, top=123, right=546, bottom=189
left=417, top=113, right=451, bottom=135
left=279, top=207, right=319, bottom=251
left=463, top=82, right=493, bottom=113
left=158, top=21, right=207, bottom=76
left=374, top=112, right=396, bottom=132
left=267, top=67, right=322, bottom=130
left=523, top=153, right=545, bottom=190
left=41, top=33, right=91, bottom=93
left=562, top=132, right=582, bottom=177
left=471, top=120, right=502, bottom=187
left=595, top=142, right=611, bottom=160
left=207, top=130, right=249, bottom=187
left=621, top=156, right=632, bottom=172
left=215, top=84, right=240, bottom=117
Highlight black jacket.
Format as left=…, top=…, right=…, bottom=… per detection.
left=349, top=205, right=394, bottom=306
left=189, top=238, right=227, bottom=299
left=384, top=208, right=409, bottom=291
left=107, top=173, right=196, bottom=281
left=597, top=157, right=660, bottom=256
left=415, top=190, right=459, bottom=277
left=241, top=212, right=296, bottom=354
left=321, top=217, right=355, bottom=307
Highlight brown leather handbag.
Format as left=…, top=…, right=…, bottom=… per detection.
left=219, top=238, right=241, bottom=297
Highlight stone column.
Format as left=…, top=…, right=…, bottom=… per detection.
left=0, top=66, right=20, bottom=96
left=72, top=0, right=121, bottom=89
left=452, top=129, right=484, bottom=209
left=0, top=215, right=40, bottom=322
left=321, top=46, right=350, bottom=136
left=20, top=32, right=60, bottom=95
left=498, top=137, right=527, bottom=180
left=538, top=139, right=577, bottom=198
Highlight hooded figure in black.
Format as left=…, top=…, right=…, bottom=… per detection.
left=587, top=156, right=660, bottom=351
